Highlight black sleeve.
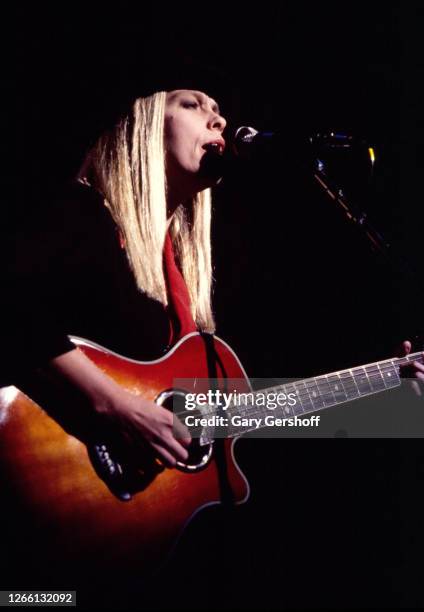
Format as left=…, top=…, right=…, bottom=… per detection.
left=3, top=183, right=107, bottom=384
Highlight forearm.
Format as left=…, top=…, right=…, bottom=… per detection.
left=48, top=348, right=123, bottom=415
left=45, top=348, right=190, bottom=467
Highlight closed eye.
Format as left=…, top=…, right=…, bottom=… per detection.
left=181, top=101, right=199, bottom=109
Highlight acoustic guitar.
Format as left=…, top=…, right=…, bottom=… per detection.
left=0, top=332, right=422, bottom=578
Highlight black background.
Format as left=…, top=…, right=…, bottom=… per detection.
left=11, top=2, right=424, bottom=610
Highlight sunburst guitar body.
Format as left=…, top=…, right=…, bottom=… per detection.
left=0, top=333, right=250, bottom=578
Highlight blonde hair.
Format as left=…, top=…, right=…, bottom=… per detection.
left=79, top=91, right=215, bottom=332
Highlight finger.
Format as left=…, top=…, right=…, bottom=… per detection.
left=412, top=361, right=424, bottom=373
left=396, top=340, right=412, bottom=357
left=161, top=435, right=189, bottom=462
left=156, top=409, right=191, bottom=445
left=411, top=380, right=422, bottom=397
left=403, top=340, right=412, bottom=354
left=172, top=416, right=192, bottom=446
left=150, top=442, right=177, bottom=468
left=179, top=436, right=192, bottom=447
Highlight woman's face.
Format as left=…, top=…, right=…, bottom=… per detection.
left=164, top=89, right=227, bottom=198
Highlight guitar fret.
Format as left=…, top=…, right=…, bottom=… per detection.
left=201, top=351, right=416, bottom=439
left=316, top=375, right=337, bottom=407
left=326, top=373, right=348, bottom=403
left=303, top=380, right=325, bottom=410
left=364, top=365, right=386, bottom=391
left=280, top=387, right=295, bottom=417
left=284, top=383, right=305, bottom=415
left=352, top=367, right=372, bottom=394
left=339, top=371, right=360, bottom=400
left=293, top=380, right=315, bottom=413
left=378, top=361, right=400, bottom=388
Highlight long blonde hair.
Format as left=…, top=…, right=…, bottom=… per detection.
left=79, top=91, right=215, bottom=332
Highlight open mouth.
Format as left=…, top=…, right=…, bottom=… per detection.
left=202, top=141, right=225, bottom=156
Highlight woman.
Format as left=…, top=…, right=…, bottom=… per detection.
left=8, top=88, right=228, bottom=468
left=5, top=83, right=424, bottom=612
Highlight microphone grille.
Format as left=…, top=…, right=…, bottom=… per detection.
left=234, top=126, right=258, bottom=144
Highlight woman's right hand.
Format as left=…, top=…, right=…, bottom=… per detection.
left=100, top=390, right=191, bottom=468
left=49, top=348, right=191, bottom=468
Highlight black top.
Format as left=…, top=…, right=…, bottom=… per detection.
left=5, top=183, right=171, bottom=383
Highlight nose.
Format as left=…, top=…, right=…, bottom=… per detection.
left=208, top=112, right=227, bottom=133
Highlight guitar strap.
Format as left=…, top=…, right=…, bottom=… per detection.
left=201, top=332, right=235, bottom=506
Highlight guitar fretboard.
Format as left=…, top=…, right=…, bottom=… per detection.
left=200, top=352, right=423, bottom=440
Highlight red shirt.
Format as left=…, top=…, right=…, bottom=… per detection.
left=163, top=233, right=197, bottom=345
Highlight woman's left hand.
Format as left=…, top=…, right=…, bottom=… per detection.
left=398, top=340, right=424, bottom=396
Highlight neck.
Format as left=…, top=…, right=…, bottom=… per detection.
left=167, top=193, right=185, bottom=219
left=195, top=351, right=424, bottom=443
left=167, top=189, right=196, bottom=222
left=166, top=168, right=204, bottom=218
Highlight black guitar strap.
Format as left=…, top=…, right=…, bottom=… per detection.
left=200, top=332, right=235, bottom=506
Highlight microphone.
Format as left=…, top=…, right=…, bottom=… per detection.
left=232, top=126, right=362, bottom=157
left=231, top=126, right=375, bottom=177
left=200, top=126, right=311, bottom=179
left=200, top=125, right=374, bottom=179
left=233, top=126, right=275, bottom=154
left=230, top=125, right=317, bottom=175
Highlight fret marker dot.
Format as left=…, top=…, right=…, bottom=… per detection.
left=334, top=385, right=339, bottom=391
left=285, top=407, right=290, bottom=414
left=312, top=391, right=317, bottom=397
left=387, top=373, right=391, bottom=377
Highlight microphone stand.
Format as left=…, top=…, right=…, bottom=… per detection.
left=311, top=135, right=423, bottom=344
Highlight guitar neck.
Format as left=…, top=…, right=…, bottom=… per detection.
left=219, top=351, right=423, bottom=438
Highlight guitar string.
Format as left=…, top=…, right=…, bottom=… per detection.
left=173, top=364, right=422, bottom=423
left=172, top=353, right=423, bottom=422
